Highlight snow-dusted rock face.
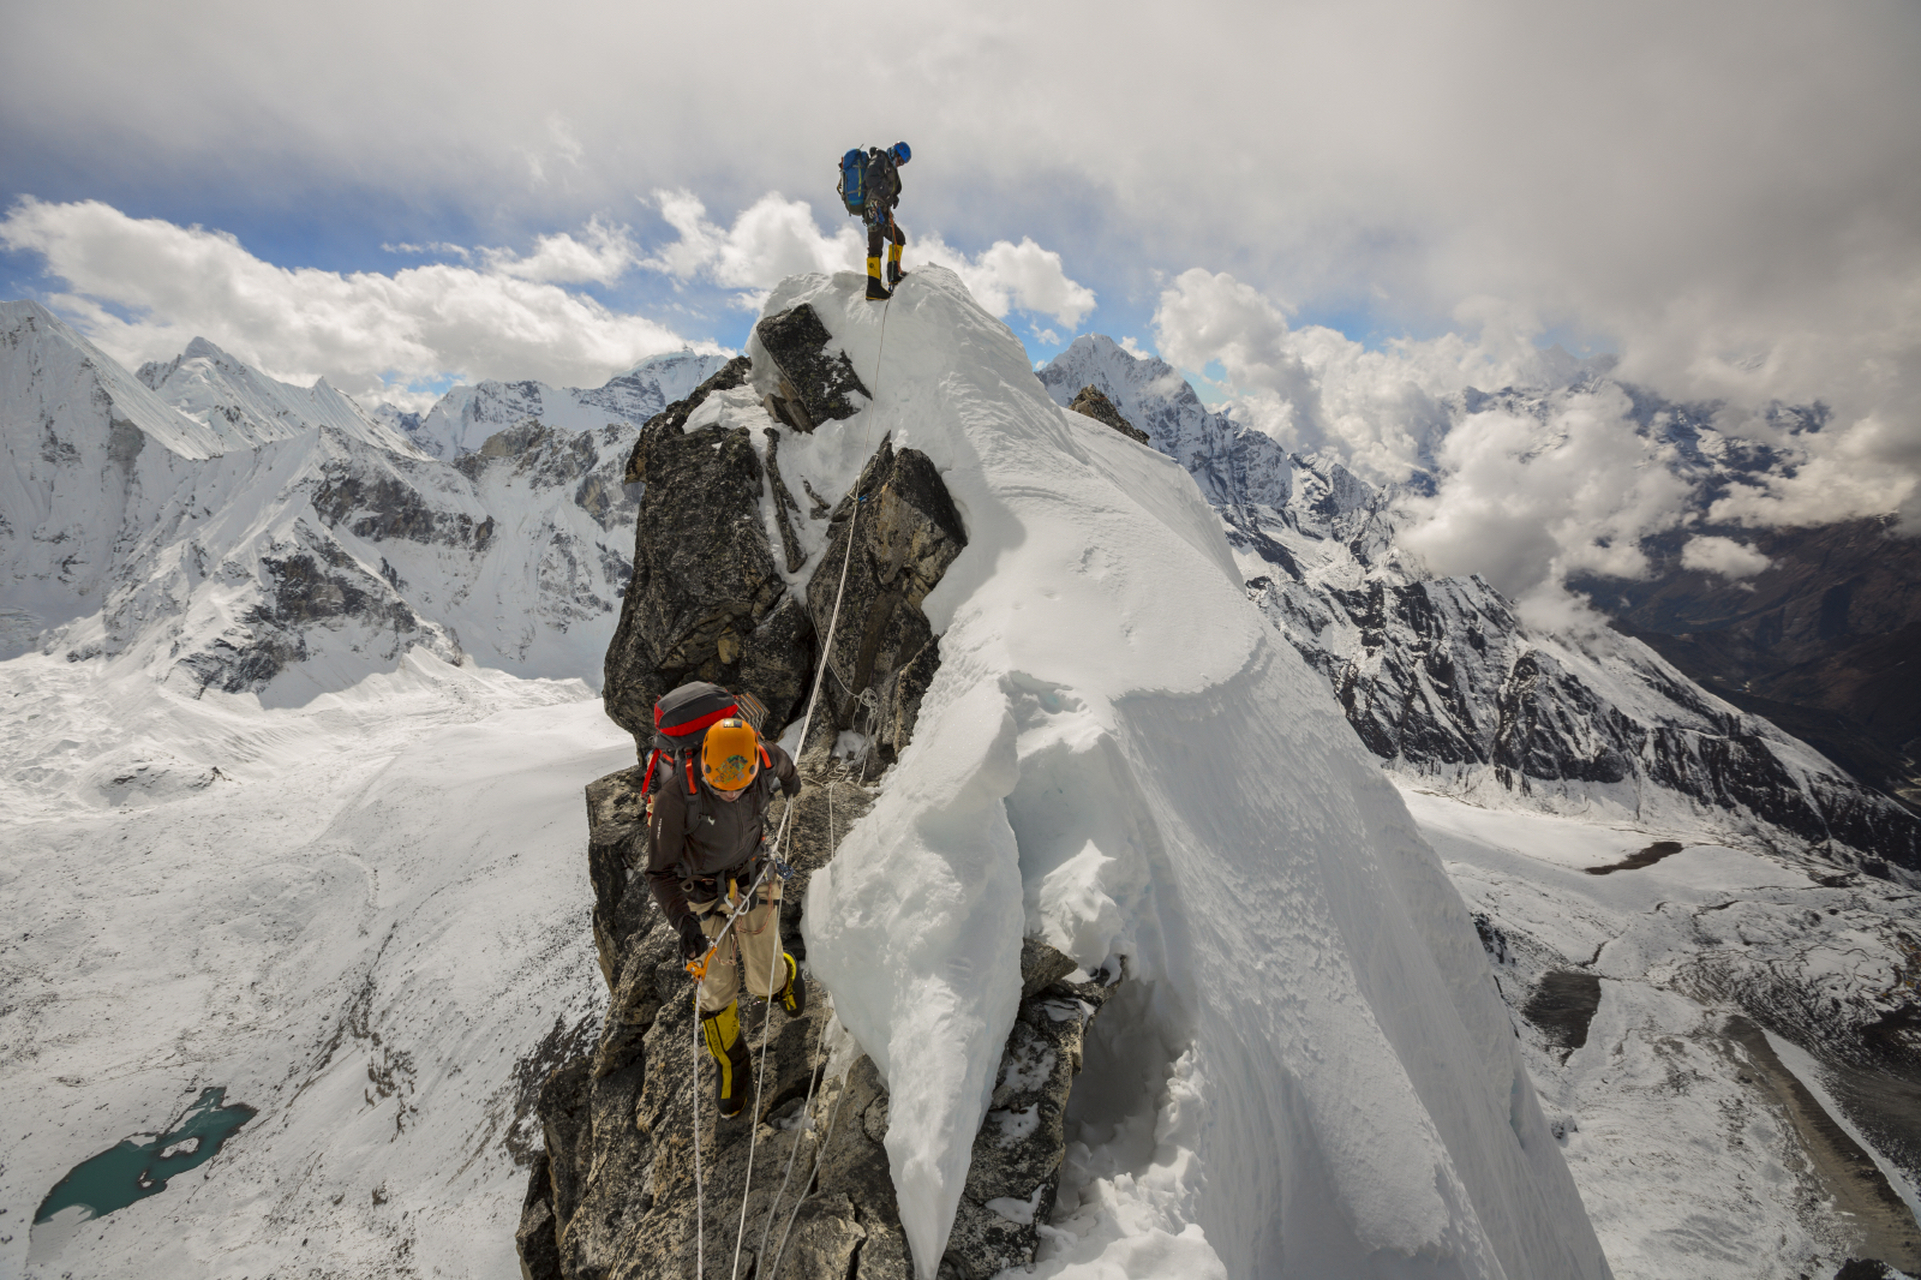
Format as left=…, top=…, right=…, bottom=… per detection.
left=408, top=350, right=731, bottom=460
left=532, top=764, right=1109, bottom=1280
left=601, top=355, right=818, bottom=739
left=1038, top=333, right=1292, bottom=510
left=2, top=300, right=656, bottom=698
left=1247, top=456, right=1921, bottom=879
left=1033, top=337, right=1921, bottom=880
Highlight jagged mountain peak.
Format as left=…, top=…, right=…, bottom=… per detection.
left=181, top=334, right=235, bottom=364
left=406, top=350, right=733, bottom=461
left=1038, top=333, right=1292, bottom=510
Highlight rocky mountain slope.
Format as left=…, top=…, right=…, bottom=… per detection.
left=0, top=300, right=695, bottom=695
left=1579, top=517, right=1921, bottom=811
left=1036, top=337, right=1921, bottom=883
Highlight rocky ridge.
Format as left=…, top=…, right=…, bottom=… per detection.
left=525, top=295, right=1115, bottom=1280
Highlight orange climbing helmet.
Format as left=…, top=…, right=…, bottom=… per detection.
left=700, top=718, right=762, bottom=791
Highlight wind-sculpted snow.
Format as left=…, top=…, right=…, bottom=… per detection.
left=792, top=268, right=1607, bottom=1278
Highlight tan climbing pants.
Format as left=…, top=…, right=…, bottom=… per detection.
left=690, top=880, right=784, bottom=1014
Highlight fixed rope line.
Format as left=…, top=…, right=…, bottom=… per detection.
left=751, top=770, right=840, bottom=1268
left=691, top=983, right=706, bottom=1280
left=754, top=987, right=836, bottom=1273
left=707, top=288, right=891, bottom=1280
left=758, top=769, right=847, bottom=1278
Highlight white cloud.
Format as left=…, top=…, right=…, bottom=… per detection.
left=3, top=0, right=1915, bottom=475
left=0, top=198, right=712, bottom=398
left=481, top=217, right=638, bottom=284
left=916, top=235, right=1096, bottom=330
left=1707, top=412, right=1921, bottom=530
left=1679, top=536, right=1772, bottom=579
left=642, top=191, right=1095, bottom=328
left=1394, top=387, right=1692, bottom=605
left=1154, top=269, right=1573, bottom=483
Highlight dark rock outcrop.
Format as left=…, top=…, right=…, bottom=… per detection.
left=620, top=356, right=753, bottom=486
left=518, top=767, right=1112, bottom=1280
left=602, top=372, right=816, bottom=742
left=803, top=437, right=968, bottom=774
left=755, top=305, right=870, bottom=433
left=1067, top=385, right=1149, bottom=445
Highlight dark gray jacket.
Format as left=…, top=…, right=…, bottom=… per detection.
left=645, top=743, right=800, bottom=924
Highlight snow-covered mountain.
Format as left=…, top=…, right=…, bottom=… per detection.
left=2, top=300, right=658, bottom=697
left=136, top=336, right=420, bottom=455
left=1039, top=333, right=1292, bottom=510
left=8, top=277, right=1921, bottom=1280
left=1039, top=334, right=1921, bottom=882
left=407, top=350, right=730, bottom=460
left=1040, top=332, right=1921, bottom=1276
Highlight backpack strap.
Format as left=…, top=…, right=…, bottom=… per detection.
left=639, top=748, right=663, bottom=798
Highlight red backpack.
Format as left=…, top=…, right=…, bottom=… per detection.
left=640, top=682, right=772, bottom=820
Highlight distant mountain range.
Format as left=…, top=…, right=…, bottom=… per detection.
left=0, top=298, right=725, bottom=696
left=4, top=296, right=1911, bottom=870
left=1039, top=334, right=1921, bottom=877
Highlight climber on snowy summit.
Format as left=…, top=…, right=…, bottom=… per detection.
left=838, top=141, right=910, bottom=301
left=644, top=706, right=805, bottom=1118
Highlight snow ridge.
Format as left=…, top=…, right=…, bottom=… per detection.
left=789, top=268, right=1607, bottom=1278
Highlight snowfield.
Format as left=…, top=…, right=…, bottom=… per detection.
left=0, top=652, right=625, bottom=1278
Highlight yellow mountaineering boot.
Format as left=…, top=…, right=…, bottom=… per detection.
left=700, top=1002, right=752, bottom=1118
left=865, top=255, right=892, bottom=301
left=776, top=953, right=807, bottom=1017
left=887, top=242, right=904, bottom=287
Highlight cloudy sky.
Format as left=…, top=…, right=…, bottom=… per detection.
left=4, top=0, right=1917, bottom=610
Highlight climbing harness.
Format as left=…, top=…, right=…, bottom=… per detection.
left=689, top=283, right=893, bottom=1280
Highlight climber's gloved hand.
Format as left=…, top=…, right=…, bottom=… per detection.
left=677, top=914, right=708, bottom=965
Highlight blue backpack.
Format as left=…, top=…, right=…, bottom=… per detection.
left=838, top=149, right=868, bottom=216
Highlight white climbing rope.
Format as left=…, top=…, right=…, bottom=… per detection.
left=711, top=288, right=894, bottom=1280
left=692, top=982, right=706, bottom=1280
left=755, top=996, right=836, bottom=1270
left=755, top=768, right=850, bottom=1277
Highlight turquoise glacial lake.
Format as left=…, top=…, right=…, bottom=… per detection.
left=32, top=1087, right=257, bottom=1246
